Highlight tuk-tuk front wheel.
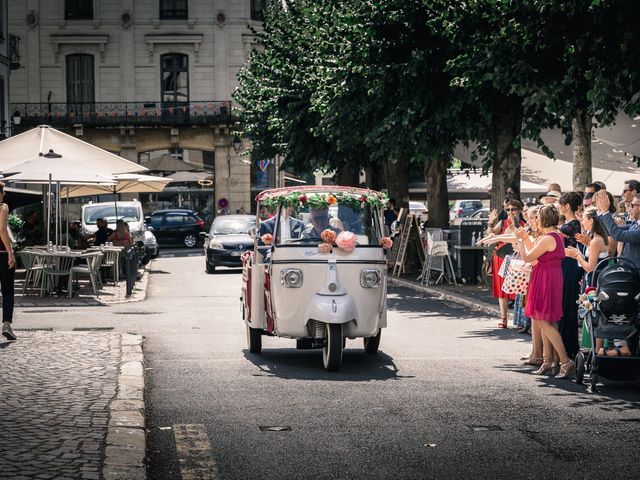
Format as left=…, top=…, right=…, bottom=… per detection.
left=364, top=330, right=381, bottom=354
left=323, top=323, right=343, bottom=372
left=247, top=325, right=262, bottom=354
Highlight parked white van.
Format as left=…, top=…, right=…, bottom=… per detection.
left=81, top=200, right=158, bottom=260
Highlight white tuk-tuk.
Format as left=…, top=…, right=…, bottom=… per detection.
left=241, top=186, right=392, bottom=371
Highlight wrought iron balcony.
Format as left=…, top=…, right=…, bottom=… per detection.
left=10, top=101, right=233, bottom=128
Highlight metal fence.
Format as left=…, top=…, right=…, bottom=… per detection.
left=11, top=100, right=233, bottom=128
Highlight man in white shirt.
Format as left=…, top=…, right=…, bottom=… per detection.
left=259, top=206, right=304, bottom=243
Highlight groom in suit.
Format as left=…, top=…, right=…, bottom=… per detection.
left=259, top=206, right=304, bottom=243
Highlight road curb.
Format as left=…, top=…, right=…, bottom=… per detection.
left=103, top=333, right=147, bottom=480
left=388, top=277, right=501, bottom=318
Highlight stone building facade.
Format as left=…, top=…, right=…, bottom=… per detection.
left=8, top=0, right=269, bottom=214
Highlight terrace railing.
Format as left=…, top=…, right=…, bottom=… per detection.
left=10, top=100, right=233, bottom=128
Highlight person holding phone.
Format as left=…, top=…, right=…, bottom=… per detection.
left=488, top=198, right=525, bottom=328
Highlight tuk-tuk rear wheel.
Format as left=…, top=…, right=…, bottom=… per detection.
left=364, top=330, right=381, bottom=354
left=247, top=325, right=262, bottom=354
left=323, top=323, right=343, bottom=372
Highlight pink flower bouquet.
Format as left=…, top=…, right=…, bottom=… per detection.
left=380, top=236, right=393, bottom=249
left=336, top=231, right=357, bottom=252
left=318, top=243, right=332, bottom=254
left=261, top=233, right=273, bottom=245
left=321, top=229, right=337, bottom=244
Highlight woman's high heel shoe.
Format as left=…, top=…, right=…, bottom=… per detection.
left=522, top=357, right=543, bottom=366
left=531, top=363, right=555, bottom=375
left=555, top=360, right=575, bottom=379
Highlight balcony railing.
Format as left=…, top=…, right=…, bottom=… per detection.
left=10, top=101, right=233, bottom=128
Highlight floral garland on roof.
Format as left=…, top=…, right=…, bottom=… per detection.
left=262, top=190, right=388, bottom=212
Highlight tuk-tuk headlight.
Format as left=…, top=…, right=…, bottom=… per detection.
left=360, top=270, right=381, bottom=288
left=281, top=269, right=303, bottom=288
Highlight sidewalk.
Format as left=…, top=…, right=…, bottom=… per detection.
left=0, top=332, right=146, bottom=480
left=389, top=273, right=501, bottom=318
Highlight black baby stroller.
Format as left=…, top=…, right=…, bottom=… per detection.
left=575, top=258, right=640, bottom=392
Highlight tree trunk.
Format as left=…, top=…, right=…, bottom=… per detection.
left=383, top=156, right=409, bottom=209
left=490, top=95, right=523, bottom=210
left=572, top=110, right=592, bottom=191
left=425, top=156, right=450, bottom=228
left=334, top=163, right=360, bottom=187
left=364, top=161, right=383, bottom=191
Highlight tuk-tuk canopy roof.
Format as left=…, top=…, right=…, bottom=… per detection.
left=256, top=185, right=381, bottom=201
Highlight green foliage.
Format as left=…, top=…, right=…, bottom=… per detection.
left=262, top=190, right=387, bottom=212
left=235, top=0, right=640, bottom=185
left=8, top=214, right=25, bottom=251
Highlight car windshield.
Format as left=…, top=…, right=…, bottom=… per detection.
left=212, top=217, right=255, bottom=235
left=272, top=203, right=381, bottom=246
left=84, top=205, right=141, bottom=224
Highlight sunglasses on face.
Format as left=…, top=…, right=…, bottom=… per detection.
left=632, top=203, right=640, bottom=208
left=505, top=208, right=519, bottom=212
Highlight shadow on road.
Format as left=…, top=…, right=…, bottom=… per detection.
left=387, top=287, right=482, bottom=321
left=243, top=348, right=407, bottom=381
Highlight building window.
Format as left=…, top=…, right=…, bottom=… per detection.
left=65, top=0, right=94, bottom=20
left=160, top=0, right=188, bottom=20
left=161, top=54, right=189, bottom=121
left=250, top=0, right=270, bottom=22
left=66, top=54, right=95, bottom=107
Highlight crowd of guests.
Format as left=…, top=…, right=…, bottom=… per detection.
left=480, top=180, right=640, bottom=379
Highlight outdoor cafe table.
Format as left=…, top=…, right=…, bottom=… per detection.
left=22, top=248, right=93, bottom=296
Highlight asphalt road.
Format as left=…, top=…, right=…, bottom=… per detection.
left=16, top=251, right=640, bottom=479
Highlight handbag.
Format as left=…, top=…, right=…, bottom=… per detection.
left=497, top=254, right=513, bottom=278
left=501, top=256, right=532, bottom=295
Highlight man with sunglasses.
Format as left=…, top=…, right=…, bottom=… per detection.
left=595, top=190, right=640, bottom=267
left=620, top=180, right=640, bottom=222
left=0, top=182, right=17, bottom=341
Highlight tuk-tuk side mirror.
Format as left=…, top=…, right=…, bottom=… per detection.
left=249, top=226, right=257, bottom=239
left=390, top=220, right=400, bottom=234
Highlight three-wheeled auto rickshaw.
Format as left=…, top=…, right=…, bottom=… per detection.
left=241, top=186, right=392, bottom=371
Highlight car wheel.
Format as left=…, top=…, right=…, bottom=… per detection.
left=183, top=234, right=197, bottom=248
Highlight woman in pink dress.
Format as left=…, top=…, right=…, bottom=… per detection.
left=515, top=204, right=575, bottom=379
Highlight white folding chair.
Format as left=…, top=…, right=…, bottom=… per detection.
left=421, top=240, right=457, bottom=286
left=69, top=252, right=104, bottom=298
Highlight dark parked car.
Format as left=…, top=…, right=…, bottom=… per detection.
left=148, top=209, right=206, bottom=248
left=202, top=215, right=256, bottom=273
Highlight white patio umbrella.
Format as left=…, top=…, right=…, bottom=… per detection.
left=61, top=173, right=173, bottom=221
left=2, top=155, right=117, bottom=245
left=0, top=125, right=146, bottom=174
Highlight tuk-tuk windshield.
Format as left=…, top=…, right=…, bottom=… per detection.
left=273, top=203, right=381, bottom=246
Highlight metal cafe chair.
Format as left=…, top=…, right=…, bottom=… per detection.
left=68, top=252, right=104, bottom=298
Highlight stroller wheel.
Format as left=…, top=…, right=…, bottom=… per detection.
left=574, top=351, right=586, bottom=385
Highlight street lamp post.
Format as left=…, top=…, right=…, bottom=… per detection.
left=227, top=135, right=242, bottom=213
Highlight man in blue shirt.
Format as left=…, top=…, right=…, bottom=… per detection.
left=595, top=189, right=640, bottom=267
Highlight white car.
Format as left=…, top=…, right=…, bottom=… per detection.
left=409, top=201, right=429, bottom=222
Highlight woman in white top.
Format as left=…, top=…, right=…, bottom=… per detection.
left=565, top=207, right=609, bottom=280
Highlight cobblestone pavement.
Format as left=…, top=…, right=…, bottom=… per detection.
left=0, top=332, right=120, bottom=480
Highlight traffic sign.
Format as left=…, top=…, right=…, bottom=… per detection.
left=218, top=198, right=228, bottom=208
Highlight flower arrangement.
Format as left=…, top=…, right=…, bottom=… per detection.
left=380, top=236, right=393, bottom=249
left=261, top=233, right=273, bottom=245
left=335, top=231, right=357, bottom=252
left=262, top=190, right=388, bottom=213
left=318, top=243, right=333, bottom=254
left=320, top=229, right=337, bottom=244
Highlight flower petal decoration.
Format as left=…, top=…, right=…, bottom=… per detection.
left=261, top=233, right=273, bottom=245
left=336, top=231, right=357, bottom=252
left=380, top=236, right=393, bottom=249
left=321, top=229, right=337, bottom=244
left=318, top=243, right=332, bottom=254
